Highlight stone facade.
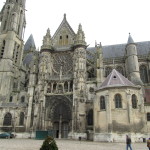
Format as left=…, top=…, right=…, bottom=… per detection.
left=0, top=0, right=150, bottom=142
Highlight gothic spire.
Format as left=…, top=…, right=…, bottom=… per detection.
left=74, top=24, right=86, bottom=47
left=96, top=42, right=102, bottom=56
left=127, top=33, right=134, bottom=44
left=24, top=34, right=36, bottom=51
left=41, top=28, right=53, bottom=50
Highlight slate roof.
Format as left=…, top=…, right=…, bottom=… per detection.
left=23, top=53, right=34, bottom=66
left=127, top=34, right=134, bottom=44
left=24, top=34, right=36, bottom=51
left=97, top=69, right=135, bottom=90
left=87, top=41, right=150, bottom=58
left=52, top=14, right=75, bottom=40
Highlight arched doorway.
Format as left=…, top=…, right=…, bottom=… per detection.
left=52, top=102, right=71, bottom=138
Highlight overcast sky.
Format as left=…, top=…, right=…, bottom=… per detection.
left=0, top=0, right=150, bottom=48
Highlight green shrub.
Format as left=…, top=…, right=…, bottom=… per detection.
left=40, top=136, right=58, bottom=150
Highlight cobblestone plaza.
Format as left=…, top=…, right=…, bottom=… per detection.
left=0, top=139, right=148, bottom=150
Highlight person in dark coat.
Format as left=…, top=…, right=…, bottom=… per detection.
left=147, top=138, right=150, bottom=150
left=126, top=135, right=133, bottom=150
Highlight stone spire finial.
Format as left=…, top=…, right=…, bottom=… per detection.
left=127, top=33, right=134, bottom=44
left=46, top=28, right=50, bottom=36
left=41, top=28, right=53, bottom=50
left=96, top=42, right=102, bottom=56
left=64, top=13, right=66, bottom=20
left=74, top=23, right=86, bottom=46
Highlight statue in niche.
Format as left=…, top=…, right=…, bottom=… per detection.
left=57, top=84, right=63, bottom=94
left=47, top=84, right=51, bottom=93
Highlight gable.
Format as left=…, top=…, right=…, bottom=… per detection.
left=52, top=14, right=75, bottom=49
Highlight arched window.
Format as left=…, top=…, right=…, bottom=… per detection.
left=147, top=113, right=150, bottom=121
left=47, top=83, right=51, bottom=93
left=0, top=40, right=5, bottom=59
left=105, top=67, right=112, bottom=77
left=70, top=81, right=73, bottom=91
left=87, top=68, right=95, bottom=78
left=132, top=94, right=137, bottom=109
left=116, top=66, right=124, bottom=75
left=21, top=96, right=25, bottom=103
left=7, top=6, right=10, bottom=9
left=64, top=82, right=68, bottom=92
left=115, top=94, right=122, bottom=108
left=3, top=113, right=12, bottom=126
left=59, top=36, right=62, bottom=45
left=9, top=96, right=13, bottom=102
left=19, top=112, right=24, bottom=125
left=53, top=83, right=57, bottom=93
left=87, top=109, right=93, bottom=126
left=100, top=96, right=106, bottom=110
left=65, top=35, right=68, bottom=45
left=140, top=65, right=148, bottom=83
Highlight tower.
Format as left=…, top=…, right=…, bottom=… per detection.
left=73, top=24, right=87, bottom=133
left=125, top=33, right=143, bottom=85
left=96, top=42, right=103, bottom=87
left=32, top=28, right=53, bottom=130
left=0, top=0, right=26, bottom=102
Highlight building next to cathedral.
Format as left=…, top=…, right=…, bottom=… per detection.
left=0, top=0, right=150, bottom=142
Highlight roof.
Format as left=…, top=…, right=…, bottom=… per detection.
left=87, top=41, right=150, bottom=58
left=23, top=53, right=34, bottom=66
left=24, top=34, right=36, bottom=51
left=52, top=14, right=75, bottom=40
left=97, top=69, right=135, bottom=90
left=127, top=34, right=134, bottom=44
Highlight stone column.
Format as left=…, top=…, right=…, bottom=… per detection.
left=127, top=93, right=132, bottom=124
left=59, top=115, right=62, bottom=139
left=26, top=88, right=34, bottom=131
left=39, top=100, right=43, bottom=130
left=51, top=83, right=53, bottom=93
left=68, top=81, right=70, bottom=92
left=106, top=94, right=112, bottom=132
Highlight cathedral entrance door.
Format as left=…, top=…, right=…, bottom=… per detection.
left=52, top=102, right=71, bottom=138
left=61, top=122, right=69, bottom=138
left=53, top=122, right=59, bottom=138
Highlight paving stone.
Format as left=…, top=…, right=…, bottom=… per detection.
left=0, top=139, right=148, bottom=150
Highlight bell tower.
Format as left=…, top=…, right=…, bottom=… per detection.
left=0, top=0, right=26, bottom=102
left=73, top=24, right=87, bottom=135
left=125, top=33, right=143, bottom=85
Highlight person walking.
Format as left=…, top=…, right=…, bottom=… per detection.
left=147, top=138, right=150, bottom=150
left=126, top=135, right=133, bottom=150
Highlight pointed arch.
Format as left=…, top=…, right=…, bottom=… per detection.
left=21, top=96, right=25, bottom=103
left=64, top=81, right=68, bottom=92
left=140, top=65, right=148, bottom=83
left=100, top=96, right=106, bottom=110
left=0, top=40, right=5, bottom=59
left=9, top=96, right=13, bottom=102
left=87, top=68, right=95, bottom=78
left=19, top=112, right=24, bottom=125
left=3, top=113, right=12, bottom=126
left=70, top=81, right=73, bottom=91
left=87, top=109, right=93, bottom=126
left=132, top=94, right=137, bottom=109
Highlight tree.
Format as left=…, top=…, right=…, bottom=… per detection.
left=40, top=136, right=58, bottom=150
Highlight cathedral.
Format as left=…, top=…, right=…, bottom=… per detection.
left=0, top=0, right=150, bottom=142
